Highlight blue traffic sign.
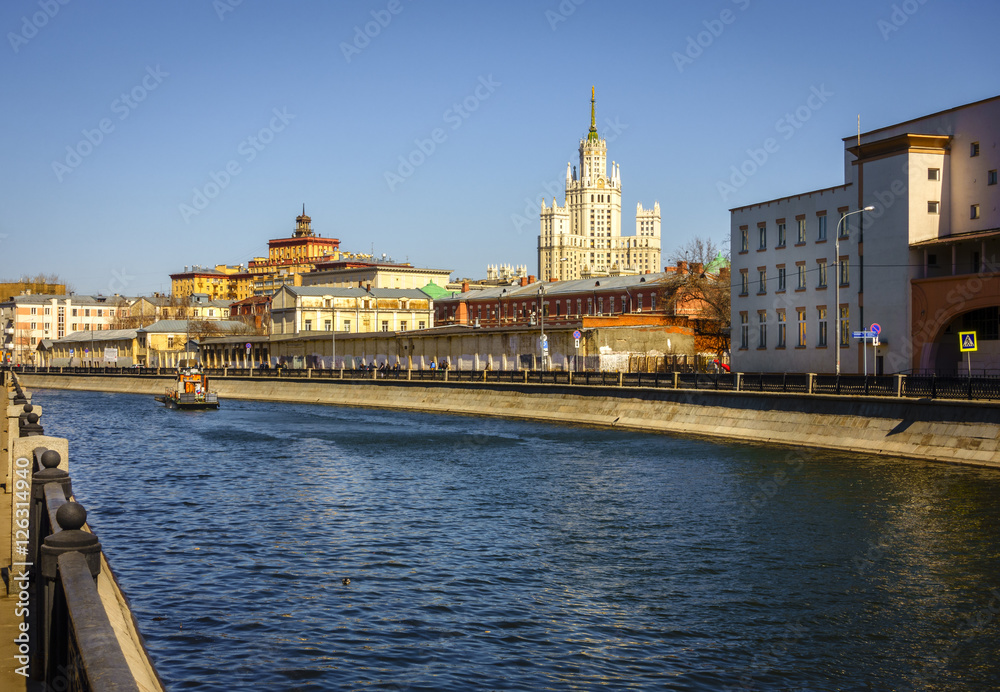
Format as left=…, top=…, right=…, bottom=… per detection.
left=852, top=331, right=876, bottom=339
left=572, top=330, right=581, bottom=339
left=870, top=323, right=881, bottom=335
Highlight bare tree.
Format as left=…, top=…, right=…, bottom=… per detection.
left=656, top=236, right=732, bottom=358
left=670, top=237, right=730, bottom=267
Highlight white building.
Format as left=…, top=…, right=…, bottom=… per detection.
left=539, top=88, right=661, bottom=282
left=731, top=95, right=1000, bottom=375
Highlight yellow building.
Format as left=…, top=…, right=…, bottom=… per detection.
left=248, top=207, right=342, bottom=296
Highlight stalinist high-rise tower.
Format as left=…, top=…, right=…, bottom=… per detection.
left=539, top=88, right=661, bottom=281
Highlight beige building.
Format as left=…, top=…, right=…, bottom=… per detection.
left=40, top=329, right=141, bottom=367
left=301, top=259, right=452, bottom=291
left=539, top=88, right=661, bottom=281
left=270, top=286, right=433, bottom=336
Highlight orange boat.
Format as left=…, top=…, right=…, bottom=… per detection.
left=155, top=366, right=220, bottom=409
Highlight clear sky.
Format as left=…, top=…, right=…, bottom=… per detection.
left=2, top=0, right=998, bottom=295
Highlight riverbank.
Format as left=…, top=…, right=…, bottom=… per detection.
left=19, top=373, right=1000, bottom=468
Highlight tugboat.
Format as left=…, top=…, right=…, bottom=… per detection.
left=155, top=363, right=220, bottom=409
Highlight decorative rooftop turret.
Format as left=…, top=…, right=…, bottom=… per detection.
left=293, top=204, right=314, bottom=238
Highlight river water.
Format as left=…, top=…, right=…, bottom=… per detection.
left=34, top=388, right=1000, bottom=691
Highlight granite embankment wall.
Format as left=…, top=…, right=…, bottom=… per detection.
left=19, top=374, right=1000, bottom=468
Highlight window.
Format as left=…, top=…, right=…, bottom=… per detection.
left=777, top=310, right=786, bottom=348
left=381, top=321, right=389, bottom=332
left=418, top=321, right=425, bottom=330
left=758, top=312, right=767, bottom=348
left=84, top=309, right=90, bottom=317
left=797, top=309, right=806, bottom=347
left=758, top=224, right=767, bottom=249
left=840, top=306, right=850, bottom=347
left=304, top=319, right=312, bottom=330
left=758, top=268, right=767, bottom=294
left=797, top=264, right=806, bottom=290
left=971, top=141, right=980, bottom=157
left=839, top=258, right=849, bottom=286
left=167, top=336, right=174, bottom=348
left=400, top=321, right=407, bottom=332
left=343, top=319, right=351, bottom=332
left=972, top=204, right=981, bottom=220
left=577, top=299, right=583, bottom=315
left=621, top=296, right=627, bottom=313
left=598, top=297, right=604, bottom=314
left=817, top=307, right=827, bottom=347
left=817, top=260, right=827, bottom=288
left=778, top=266, right=786, bottom=292
left=928, top=201, right=939, bottom=214
left=928, top=168, right=941, bottom=181
left=839, top=212, right=850, bottom=239
left=777, top=222, right=786, bottom=247
left=587, top=298, right=594, bottom=315
left=637, top=295, right=643, bottom=311
left=740, top=313, right=749, bottom=350
left=324, top=320, right=332, bottom=331
left=740, top=270, right=749, bottom=296
left=651, top=294, right=657, bottom=311
left=990, top=170, right=998, bottom=186
left=740, top=227, right=749, bottom=253
left=797, top=218, right=806, bottom=244
left=30, top=322, right=36, bottom=330
left=72, top=309, right=78, bottom=317
left=817, top=215, right=827, bottom=241
left=71, top=323, right=77, bottom=331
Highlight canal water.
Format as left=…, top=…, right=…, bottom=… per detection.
left=35, top=389, right=1000, bottom=691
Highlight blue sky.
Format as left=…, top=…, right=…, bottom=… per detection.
left=2, top=0, right=998, bottom=295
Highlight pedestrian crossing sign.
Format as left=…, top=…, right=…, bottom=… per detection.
left=959, top=331, right=978, bottom=352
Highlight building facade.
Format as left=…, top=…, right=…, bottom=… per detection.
left=301, top=260, right=452, bottom=291
left=270, top=285, right=434, bottom=335
left=0, top=294, right=118, bottom=365
left=538, top=88, right=661, bottom=281
left=731, top=95, right=1000, bottom=375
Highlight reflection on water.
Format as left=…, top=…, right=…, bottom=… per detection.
left=36, top=388, right=1000, bottom=691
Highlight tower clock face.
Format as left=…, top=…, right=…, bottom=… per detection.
left=597, top=179, right=605, bottom=188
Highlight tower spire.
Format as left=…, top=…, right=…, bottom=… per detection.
left=587, top=86, right=599, bottom=142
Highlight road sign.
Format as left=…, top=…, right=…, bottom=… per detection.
left=540, top=335, right=548, bottom=346
left=959, top=331, right=978, bottom=352
left=574, top=338, right=580, bottom=348
left=870, top=323, right=881, bottom=336
left=852, top=331, right=876, bottom=339
left=246, top=342, right=252, bottom=351
left=572, top=330, right=581, bottom=339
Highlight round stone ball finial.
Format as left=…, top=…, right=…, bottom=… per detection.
left=56, top=502, right=87, bottom=531
left=26, top=412, right=38, bottom=424
left=22, top=403, right=33, bottom=413
left=40, top=449, right=61, bottom=469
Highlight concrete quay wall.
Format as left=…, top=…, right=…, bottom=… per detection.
left=19, top=374, right=1000, bottom=468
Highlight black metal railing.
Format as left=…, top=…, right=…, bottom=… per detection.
left=11, top=365, right=1000, bottom=401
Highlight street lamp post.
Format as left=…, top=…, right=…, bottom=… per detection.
left=538, top=284, right=547, bottom=370
left=498, top=288, right=507, bottom=327
left=835, top=206, right=874, bottom=375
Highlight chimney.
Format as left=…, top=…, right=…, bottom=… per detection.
left=527, top=275, right=536, bottom=284
left=692, top=262, right=704, bottom=275
left=520, top=276, right=528, bottom=287
left=677, top=260, right=688, bottom=275
left=462, top=281, right=470, bottom=293
left=549, top=277, right=557, bottom=282
left=719, top=267, right=730, bottom=282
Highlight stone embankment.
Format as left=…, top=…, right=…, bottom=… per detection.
left=19, top=374, right=1000, bottom=468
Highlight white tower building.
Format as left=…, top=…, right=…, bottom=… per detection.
left=539, top=88, right=661, bottom=281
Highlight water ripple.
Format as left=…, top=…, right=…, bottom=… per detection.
left=34, top=388, right=1000, bottom=691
